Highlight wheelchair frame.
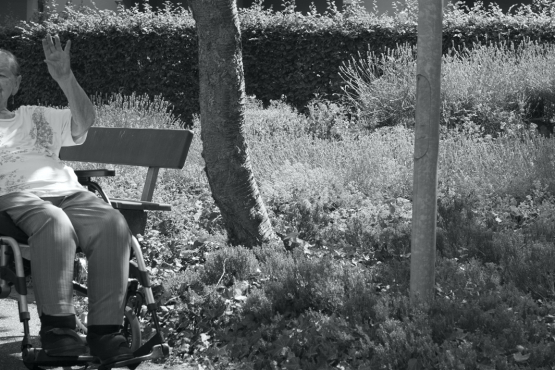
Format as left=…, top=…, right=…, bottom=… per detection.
left=0, top=235, right=169, bottom=370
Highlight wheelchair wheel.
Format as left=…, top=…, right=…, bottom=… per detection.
left=123, top=305, right=142, bottom=352
left=74, top=305, right=142, bottom=353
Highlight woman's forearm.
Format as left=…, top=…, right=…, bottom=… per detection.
left=57, top=71, right=96, bottom=139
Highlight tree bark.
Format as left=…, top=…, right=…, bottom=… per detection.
left=410, top=0, right=442, bottom=306
left=189, top=0, right=276, bottom=247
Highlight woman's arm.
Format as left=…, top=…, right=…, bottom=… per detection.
left=42, top=34, right=95, bottom=140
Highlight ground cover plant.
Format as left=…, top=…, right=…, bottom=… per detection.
left=67, top=33, right=555, bottom=369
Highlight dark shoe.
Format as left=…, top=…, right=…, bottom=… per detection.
left=87, top=332, right=133, bottom=365
left=40, top=327, right=88, bottom=357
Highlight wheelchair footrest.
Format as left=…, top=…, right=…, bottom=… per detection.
left=101, top=344, right=170, bottom=369
left=23, top=348, right=96, bottom=367
left=22, top=344, right=170, bottom=369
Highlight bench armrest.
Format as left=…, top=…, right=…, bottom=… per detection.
left=74, top=169, right=116, bottom=178
left=110, top=199, right=171, bottom=211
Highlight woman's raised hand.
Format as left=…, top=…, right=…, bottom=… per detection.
left=42, top=34, right=72, bottom=83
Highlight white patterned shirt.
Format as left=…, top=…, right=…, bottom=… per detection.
left=0, top=105, right=87, bottom=197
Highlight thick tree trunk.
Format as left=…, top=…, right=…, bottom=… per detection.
left=189, top=0, right=276, bottom=247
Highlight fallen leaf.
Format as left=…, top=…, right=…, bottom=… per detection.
left=513, top=352, right=530, bottom=362
left=234, top=294, right=248, bottom=302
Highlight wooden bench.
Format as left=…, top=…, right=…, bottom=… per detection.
left=60, top=126, right=194, bottom=235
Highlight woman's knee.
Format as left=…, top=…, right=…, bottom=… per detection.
left=27, top=205, right=76, bottom=239
left=84, top=209, right=131, bottom=261
left=97, top=209, right=131, bottom=240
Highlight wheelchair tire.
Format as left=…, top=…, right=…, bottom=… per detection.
left=123, top=305, right=142, bottom=352
left=74, top=306, right=142, bottom=353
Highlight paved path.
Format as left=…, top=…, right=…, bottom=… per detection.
left=0, top=290, right=185, bottom=370
left=0, top=289, right=41, bottom=370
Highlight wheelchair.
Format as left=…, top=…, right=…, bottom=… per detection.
left=0, top=181, right=170, bottom=369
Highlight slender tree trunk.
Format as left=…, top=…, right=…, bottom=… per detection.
left=189, top=0, right=276, bottom=247
left=410, top=0, right=442, bottom=306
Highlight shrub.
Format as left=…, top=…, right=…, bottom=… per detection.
left=247, top=100, right=414, bottom=217
left=341, top=41, right=555, bottom=134
left=304, top=97, right=352, bottom=140
left=93, top=92, right=181, bottom=129
left=254, top=246, right=381, bottom=322
left=439, top=130, right=555, bottom=201
left=436, top=193, right=500, bottom=263
left=241, top=287, right=274, bottom=324
left=370, top=314, right=439, bottom=370
left=340, top=44, right=417, bottom=129
left=500, top=237, right=555, bottom=300
left=202, top=245, right=260, bottom=286
left=431, top=257, right=555, bottom=369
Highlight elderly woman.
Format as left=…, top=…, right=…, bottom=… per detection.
left=0, top=35, right=132, bottom=365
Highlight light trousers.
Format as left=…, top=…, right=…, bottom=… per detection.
left=0, top=190, right=131, bottom=325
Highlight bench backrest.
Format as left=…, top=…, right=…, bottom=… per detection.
left=60, top=127, right=194, bottom=201
left=60, top=127, right=193, bottom=168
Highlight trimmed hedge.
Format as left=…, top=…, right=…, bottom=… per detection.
left=0, top=7, right=199, bottom=121
left=1, top=2, right=555, bottom=124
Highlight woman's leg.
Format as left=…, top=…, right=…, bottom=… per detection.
left=56, top=190, right=133, bottom=364
left=0, top=190, right=133, bottom=362
left=55, top=190, right=131, bottom=326
left=0, top=192, right=77, bottom=316
left=0, top=191, right=86, bottom=356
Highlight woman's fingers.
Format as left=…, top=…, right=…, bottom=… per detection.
left=42, top=34, right=67, bottom=56
left=53, top=34, right=63, bottom=51
left=44, top=34, right=55, bottom=55
left=42, top=35, right=53, bottom=56
left=41, top=37, right=49, bottom=54
left=64, top=39, right=71, bottom=54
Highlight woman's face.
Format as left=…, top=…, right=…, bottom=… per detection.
left=0, top=55, right=21, bottom=110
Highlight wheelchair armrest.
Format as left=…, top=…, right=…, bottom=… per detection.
left=74, top=170, right=114, bottom=204
left=74, top=169, right=116, bottom=179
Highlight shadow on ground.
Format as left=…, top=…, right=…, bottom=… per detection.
left=0, top=336, right=42, bottom=370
